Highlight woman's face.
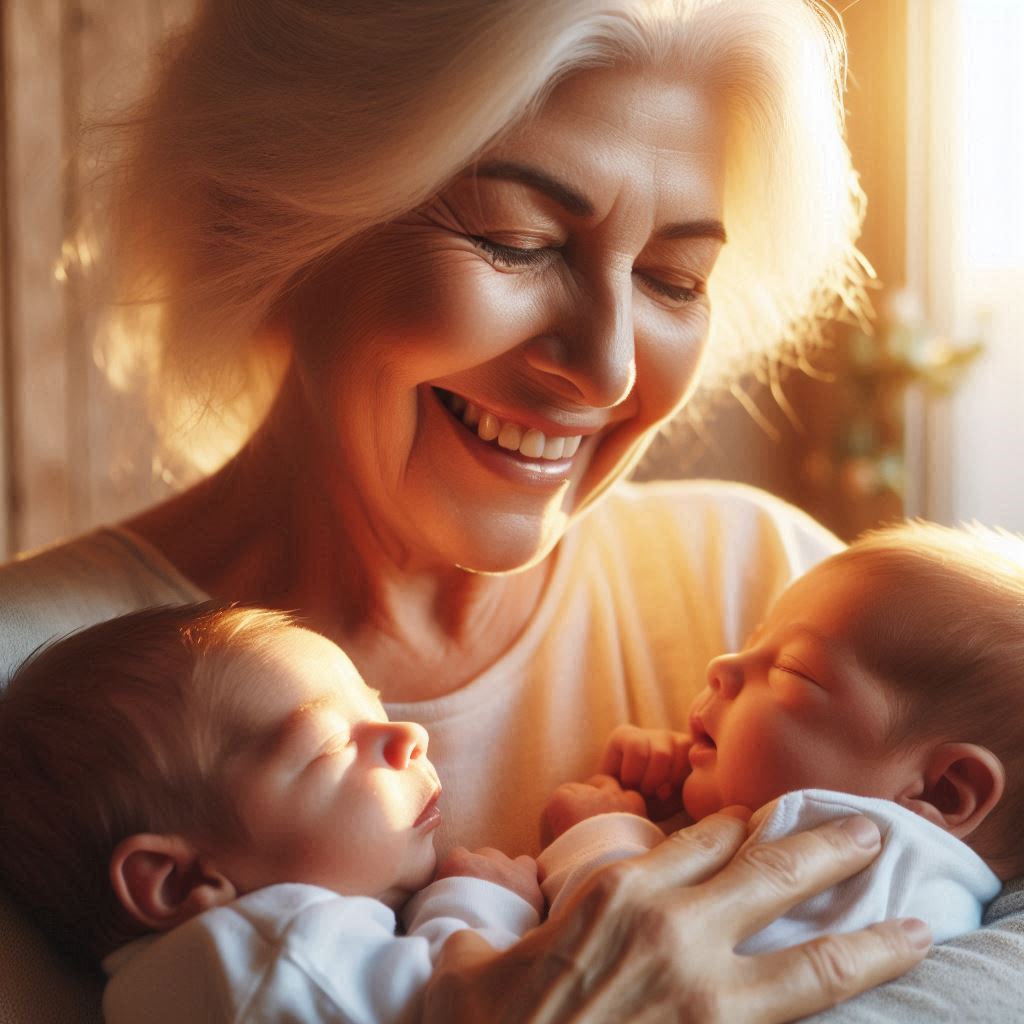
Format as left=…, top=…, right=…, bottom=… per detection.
left=290, top=64, right=727, bottom=573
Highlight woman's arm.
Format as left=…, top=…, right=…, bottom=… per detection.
left=421, top=811, right=930, bottom=1023
left=803, top=878, right=1024, bottom=1022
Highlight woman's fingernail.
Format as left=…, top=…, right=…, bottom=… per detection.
left=840, top=815, right=881, bottom=848
left=900, top=918, right=932, bottom=950
left=719, top=804, right=753, bottom=822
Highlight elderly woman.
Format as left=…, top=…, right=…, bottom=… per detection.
left=2, top=0, right=1022, bottom=1021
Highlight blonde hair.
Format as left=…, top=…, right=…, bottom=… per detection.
left=91, top=0, right=864, bottom=475
left=0, top=603, right=299, bottom=966
left=830, top=521, right=1024, bottom=871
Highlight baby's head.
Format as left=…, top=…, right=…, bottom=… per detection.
left=685, top=521, right=1024, bottom=878
left=0, top=604, right=441, bottom=969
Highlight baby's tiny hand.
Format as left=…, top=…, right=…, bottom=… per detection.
left=598, top=724, right=691, bottom=818
left=435, top=846, right=543, bottom=916
left=541, top=774, right=647, bottom=845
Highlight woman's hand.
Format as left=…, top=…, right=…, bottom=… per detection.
left=541, top=774, right=647, bottom=845
left=422, top=811, right=931, bottom=1023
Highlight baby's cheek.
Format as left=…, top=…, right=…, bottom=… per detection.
left=682, top=770, right=721, bottom=820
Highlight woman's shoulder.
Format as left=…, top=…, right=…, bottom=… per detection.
left=0, top=526, right=206, bottom=684
left=558, top=480, right=843, bottom=655
left=589, top=478, right=843, bottom=571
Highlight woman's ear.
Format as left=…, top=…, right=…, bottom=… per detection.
left=110, top=833, right=238, bottom=932
left=897, top=742, right=1006, bottom=839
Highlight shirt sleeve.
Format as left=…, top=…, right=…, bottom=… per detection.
left=536, top=813, right=665, bottom=917
left=105, top=884, right=537, bottom=1024
left=400, top=876, right=540, bottom=954
left=737, top=791, right=999, bottom=956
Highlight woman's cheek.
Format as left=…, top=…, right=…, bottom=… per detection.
left=380, top=255, right=555, bottom=378
left=633, top=302, right=712, bottom=422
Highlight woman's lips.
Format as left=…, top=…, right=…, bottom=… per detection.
left=428, top=386, right=587, bottom=484
left=414, top=788, right=443, bottom=829
left=433, top=387, right=584, bottom=462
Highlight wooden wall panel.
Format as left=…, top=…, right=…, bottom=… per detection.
left=2, top=0, right=195, bottom=559
left=0, top=3, right=10, bottom=555
left=6, top=0, right=68, bottom=556
left=75, top=0, right=166, bottom=537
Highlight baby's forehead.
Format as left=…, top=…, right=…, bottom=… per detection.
left=765, top=558, right=898, bottom=653
left=216, top=624, right=379, bottom=723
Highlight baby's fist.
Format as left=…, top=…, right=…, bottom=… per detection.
left=599, top=724, right=691, bottom=803
left=541, top=774, right=647, bottom=845
left=435, top=847, right=543, bottom=916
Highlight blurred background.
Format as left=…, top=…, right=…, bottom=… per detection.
left=0, top=0, right=1021, bottom=558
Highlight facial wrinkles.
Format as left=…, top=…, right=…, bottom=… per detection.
left=281, top=65, right=729, bottom=583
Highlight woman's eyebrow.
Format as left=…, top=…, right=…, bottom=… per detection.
left=655, top=219, right=727, bottom=244
left=471, top=160, right=593, bottom=217
left=468, top=159, right=726, bottom=243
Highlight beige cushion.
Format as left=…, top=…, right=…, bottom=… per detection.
left=0, top=891, right=102, bottom=1023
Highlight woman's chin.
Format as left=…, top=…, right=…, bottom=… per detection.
left=447, top=515, right=570, bottom=576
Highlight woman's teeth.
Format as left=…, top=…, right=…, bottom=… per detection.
left=441, top=391, right=582, bottom=461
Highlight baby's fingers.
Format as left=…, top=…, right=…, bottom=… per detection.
left=634, top=729, right=689, bottom=794
left=638, top=731, right=674, bottom=794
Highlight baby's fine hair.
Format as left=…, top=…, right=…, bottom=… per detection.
left=831, top=520, right=1024, bottom=869
left=0, top=602, right=297, bottom=967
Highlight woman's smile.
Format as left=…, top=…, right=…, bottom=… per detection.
left=424, top=384, right=591, bottom=488
left=281, top=66, right=724, bottom=574
left=434, top=387, right=585, bottom=462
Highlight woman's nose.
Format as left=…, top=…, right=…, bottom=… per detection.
left=523, top=272, right=635, bottom=408
left=706, top=655, right=743, bottom=699
left=357, top=720, right=429, bottom=769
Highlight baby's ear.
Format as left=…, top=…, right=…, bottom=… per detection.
left=110, top=833, right=237, bottom=932
left=897, top=742, right=1005, bottom=839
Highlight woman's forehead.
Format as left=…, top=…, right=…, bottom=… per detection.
left=477, top=63, right=727, bottom=226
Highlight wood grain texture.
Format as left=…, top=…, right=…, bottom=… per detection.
left=6, top=0, right=68, bottom=555
left=2, top=0, right=195, bottom=558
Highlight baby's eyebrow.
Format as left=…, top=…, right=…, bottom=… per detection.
left=743, top=623, right=765, bottom=647
left=296, top=695, right=333, bottom=714
left=253, top=700, right=346, bottom=757
left=784, top=624, right=841, bottom=650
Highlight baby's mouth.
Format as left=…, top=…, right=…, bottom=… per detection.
left=434, top=387, right=583, bottom=462
left=689, top=712, right=716, bottom=750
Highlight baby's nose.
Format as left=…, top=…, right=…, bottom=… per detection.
left=359, top=720, right=430, bottom=769
left=706, top=655, right=743, bottom=699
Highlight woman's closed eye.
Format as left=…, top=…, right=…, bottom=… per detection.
left=635, top=272, right=703, bottom=307
left=469, top=234, right=556, bottom=268
left=469, top=234, right=703, bottom=305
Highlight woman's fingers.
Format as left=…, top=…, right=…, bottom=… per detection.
left=623, top=809, right=751, bottom=889
left=423, top=809, right=929, bottom=1024
left=692, top=815, right=884, bottom=944
left=743, top=918, right=932, bottom=1024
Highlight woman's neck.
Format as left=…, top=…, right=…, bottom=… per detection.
left=124, top=404, right=553, bottom=701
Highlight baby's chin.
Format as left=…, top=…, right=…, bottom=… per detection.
left=682, top=778, right=723, bottom=822
left=377, top=850, right=439, bottom=912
